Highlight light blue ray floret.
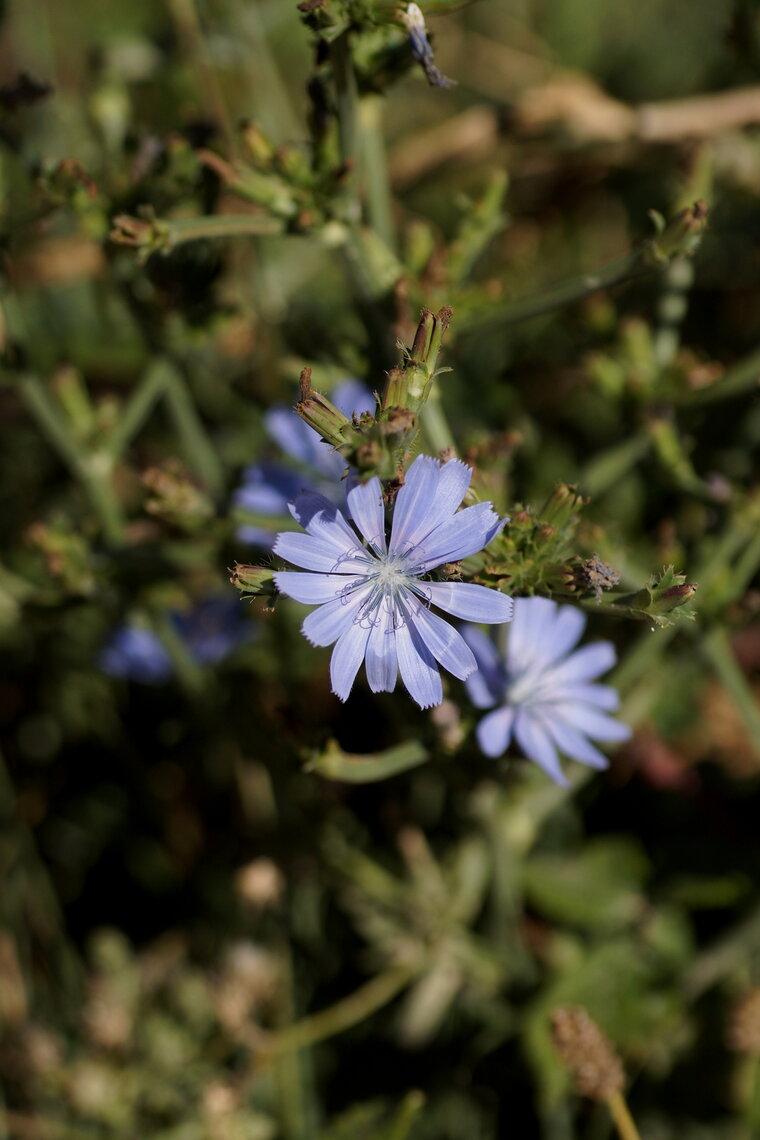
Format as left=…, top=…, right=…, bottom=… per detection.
left=274, top=454, right=513, bottom=708
left=462, top=596, right=632, bottom=786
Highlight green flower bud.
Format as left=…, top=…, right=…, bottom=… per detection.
left=229, top=564, right=276, bottom=596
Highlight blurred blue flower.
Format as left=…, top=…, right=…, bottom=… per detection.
left=100, top=598, right=250, bottom=684
left=462, top=596, right=631, bottom=785
left=274, top=455, right=512, bottom=708
left=100, top=627, right=173, bottom=685
left=235, top=378, right=375, bottom=547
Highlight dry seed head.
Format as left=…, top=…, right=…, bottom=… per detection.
left=551, top=1006, right=625, bottom=1101
left=727, top=989, right=760, bottom=1056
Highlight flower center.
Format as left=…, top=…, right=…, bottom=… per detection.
left=373, top=553, right=411, bottom=591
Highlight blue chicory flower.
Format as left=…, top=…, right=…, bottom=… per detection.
left=462, top=596, right=632, bottom=785
left=235, top=379, right=375, bottom=547
left=100, top=598, right=251, bottom=684
left=274, top=454, right=513, bottom=708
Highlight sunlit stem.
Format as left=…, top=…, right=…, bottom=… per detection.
left=606, top=1092, right=643, bottom=1140
left=420, top=388, right=455, bottom=454
left=360, top=96, right=396, bottom=251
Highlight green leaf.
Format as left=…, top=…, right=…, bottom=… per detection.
left=522, top=838, right=649, bottom=931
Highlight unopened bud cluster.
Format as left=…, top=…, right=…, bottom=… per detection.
left=295, top=308, right=453, bottom=484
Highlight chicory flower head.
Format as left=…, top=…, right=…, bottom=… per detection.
left=274, top=454, right=513, bottom=708
left=235, top=379, right=374, bottom=547
left=462, top=596, right=631, bottom=785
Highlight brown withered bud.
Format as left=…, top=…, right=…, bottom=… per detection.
left=411, top=309, right=435, bottom=360
left=551, top=1006, right=625, bottom=1101
left=298, top=366, right=312, bottom=401
left=440, top=561, right=463, bottom=580
left=567, top=555, right=621, bottom=599
left=659, top=583, right=697, bottom=603
left=727, top=989, right=760, bottom=1056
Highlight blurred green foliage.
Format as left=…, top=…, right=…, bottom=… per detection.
left=1, top=1, right=760, bottom=1139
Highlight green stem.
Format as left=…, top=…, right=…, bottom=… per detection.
left=0, top=747, right=83, bottom=1004
left=682, top=900, right=760, bottom=1001
left=697, top=514, right=760, bottom=605
left=165, top=0, right=237, bottom=159
left=360, top=96, right=395, bottom=251
left=269, top=940, right=317, bottom=1140
left=469, top=251, right=651, bottom=330
left=161, top=364, right=224, bottom=498
left=699, top=625, right=760, bottom=761
left=475, top=786, right=535, bottom=982
left=162, top=213, right=285, bottom=246
left=747, top=1056, right=760, bottom=1138
left=18, top=376, right=125, bottom=545
left=331, top=31, right=359, bottom=179
left=729, top=527, right=760, bottom=605
left=107, top=360, right=172, bottom=459
left=262, top=966, right=416, bottom=1057
left=578, top=431, right=651, bottom=498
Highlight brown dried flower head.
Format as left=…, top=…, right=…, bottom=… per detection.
left=551, top=1006, right=625, bottom=1101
